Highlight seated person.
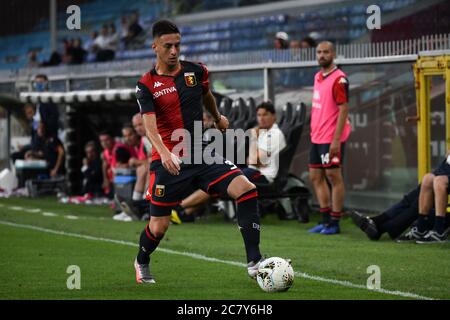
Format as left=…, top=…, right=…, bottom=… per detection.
left=244, top=101, right=286, bottom=183
left=99, top=131, right=127, bottom=196
left=81, top=141, right=103, bottom=196
left=352, top=154, right=450, bottom=243
left=112, top=146, right=135, bottom=222
left=406, top=155, right=450, bottom=243
left=24, top=121, right=65, bottom=178
left=122, top=119, right=151, bottom=201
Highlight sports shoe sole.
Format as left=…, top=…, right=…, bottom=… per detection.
left=134, top=261, right=156, bottom=284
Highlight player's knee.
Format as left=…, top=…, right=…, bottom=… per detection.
left=433, top=175, right=448, bottom=190
left=309, top=173, right=322, bottom=185
left=228, top=176, right=256, bottom=199
left=236, top=182, right=256, bottom=198
left=150, top=225, right=167, bottom=239
left=422, top=173, right=435, bottom=188
left=325, top=170, right=341, bottom=186
left=149, top=217, right=170, bottom=238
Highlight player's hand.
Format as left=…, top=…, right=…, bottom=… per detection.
left=50, top=168, right=58, bottom=177
left=214, top=115, right=229, bottom=131
left=161, top=151, right=181, bottom=175
left=329, top=140, right=340, bottom=163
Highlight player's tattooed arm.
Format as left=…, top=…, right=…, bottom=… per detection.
left=203, top=89, right=229, bottom=130
left=142, top=113, right=181, bottom=175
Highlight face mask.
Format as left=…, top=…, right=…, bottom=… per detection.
left=33, top=82, right=47, bottom=92
left=446, top=155, right=450, bottom=165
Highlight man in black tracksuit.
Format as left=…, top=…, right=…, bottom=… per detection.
left=352, top=159, right=450, bottom=241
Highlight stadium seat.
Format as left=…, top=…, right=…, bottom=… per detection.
left=252, top=102, right=311, bottom=221
left=219, top=101, right=311, bottom=221
left=228, top=98, right=243, bottom=128
left=113, top=168, right=137, bottom=200
left=244, top=98, right=257, bottom=130
left=278, top=102, right=293, bottom=133
left=233, top=98, right=249, bottom=129
left=218, top=97, right=232, bottom=119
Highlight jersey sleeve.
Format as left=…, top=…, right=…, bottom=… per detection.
left=199, top=63, right=210, bottom=94
left=136, top=81, right=155, bottom=114
left=333, top=76, right=349, bottom=105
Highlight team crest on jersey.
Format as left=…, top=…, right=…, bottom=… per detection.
left=184, top=72, right=197, bottom=87
left=155, top=185, right=165, bottom=197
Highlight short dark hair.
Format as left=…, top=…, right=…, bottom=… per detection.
left=84, top=140, right=97, bottom=150
left=122, top=123, right=135, bottom=132
left=301, top=36, right=317, bottom=48
left=99, top=130, right=112, bottom=137
left=152, top=19, right=180, bottom=38
left=34, top=74, right=48, bottom=81
left=115, top=146, right=131, bottom=164
left=256, top=101, right=276, bottom=114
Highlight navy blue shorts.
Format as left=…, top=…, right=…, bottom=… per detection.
left=432, top=160, right=450, bottom=177
left=148, top=158, right=242, bottom=216
left=309, top=142, right=346, bottom=169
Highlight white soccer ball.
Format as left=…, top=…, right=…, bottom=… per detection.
left=256, top=257, right=294, bottom=293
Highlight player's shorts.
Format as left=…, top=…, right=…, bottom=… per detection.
left=241, top=167, right=269, bottom=184
left=433, top=160, right=450, bottom=177
left=147, top=158, right=243, bottom=216
left=309, top=142, right=346, bottom=169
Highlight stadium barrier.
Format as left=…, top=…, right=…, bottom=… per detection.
left=2, top=37, right=450, bottom=210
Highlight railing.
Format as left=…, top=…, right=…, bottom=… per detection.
left=0, top=34, right=449, bottom=84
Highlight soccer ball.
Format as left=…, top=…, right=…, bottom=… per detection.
left=256, top=257, right=294, bottom=293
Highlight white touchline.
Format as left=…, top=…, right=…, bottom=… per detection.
left=0, top=219, right=435, bottom=300
left=42, top=212, right=58, bottom=217
left=9, top=206, right=24, bottom=211
left=4, top=205, right=108, bottom=221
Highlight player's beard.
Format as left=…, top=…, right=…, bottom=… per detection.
left=319, top=58, right=332, bottom=69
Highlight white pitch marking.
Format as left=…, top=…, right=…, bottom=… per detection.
left=24, top=208, right=42, bottom=213
left=9, top=206, right=24, bottom=211
left=0, top=220, right=436, bottom=301
left=42, top=212, right=58, bottom=217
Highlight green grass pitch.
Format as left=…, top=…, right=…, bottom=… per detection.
left=0, top=197, right=449, bottom=300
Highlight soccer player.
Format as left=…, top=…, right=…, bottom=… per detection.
left=133, top=20, right=263, bottom=283
left=308, top=41, right=352, bottom=235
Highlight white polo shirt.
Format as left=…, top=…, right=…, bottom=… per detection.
left=249, top=123, right=286, bottom=182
